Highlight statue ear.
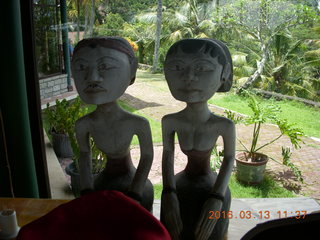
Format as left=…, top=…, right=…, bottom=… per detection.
left=130, top=58, right=138, bottom=85
left=218, top=62, right=232, bottom=92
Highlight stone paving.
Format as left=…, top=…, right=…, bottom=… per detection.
left=43, top=72, right=320, bottom=201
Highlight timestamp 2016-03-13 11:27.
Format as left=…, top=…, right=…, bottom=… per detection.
left=208, top=210, right=308, bottom=220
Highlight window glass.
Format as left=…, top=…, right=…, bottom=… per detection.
left=34, top=0, right=62, bottom=78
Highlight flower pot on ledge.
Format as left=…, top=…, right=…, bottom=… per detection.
left=236, top=152, right=268, bottom=185
left=50, top=130, right=73, bottom=158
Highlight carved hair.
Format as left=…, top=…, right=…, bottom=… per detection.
left=72, top=36, right=138, bottom=84
left=165, top=38, right=233, bottom=92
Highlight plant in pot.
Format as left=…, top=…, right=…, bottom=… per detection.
left=66, top=136, right=107, bottom=197
left=44, top=98, right=82, bottom=158
left=49, top=99, right=107, bottom=197
left=225, top=92, right=304, bottom=185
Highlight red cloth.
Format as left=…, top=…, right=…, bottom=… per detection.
left=17, top=190, right=171, bottom=240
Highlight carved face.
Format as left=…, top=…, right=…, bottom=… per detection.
left=71, top=46, right=132, bottom=105
left=164, top=52, right=223, bottom=103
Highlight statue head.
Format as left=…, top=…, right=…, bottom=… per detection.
left=164, top=38, right=233, bottom=103
left=71, top=37, right=138, bottom=105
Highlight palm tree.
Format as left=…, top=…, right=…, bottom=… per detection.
left=152, top=0, right=163, bottom=73
left=135, top=0, right=220, bottom=65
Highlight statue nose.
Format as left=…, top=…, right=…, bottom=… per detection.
left=88, top=67, right=103, bottom=83
left=184, top=67, right=198, bottom=85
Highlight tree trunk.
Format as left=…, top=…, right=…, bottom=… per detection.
left=152, top=0, right=162, bottom=73
left=77, top=0, right=80, bottom=41
left=215, top=0, right=220, bottom=15
left=84, top=0, right=95, bottom=37
left=237, top=43, right=268, bottom=92
left=138, top=41, right=144, bottom=64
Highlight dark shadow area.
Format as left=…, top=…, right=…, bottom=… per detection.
left=120, top=93, right=163, bottom=111
left=242, top=212, right=320, bottom=240
left=267, top=170, right=302, bottom=194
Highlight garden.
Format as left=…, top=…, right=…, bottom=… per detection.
left=42, top=0, right=320, bottom=200
left=43, top=69, right=320, bottom=199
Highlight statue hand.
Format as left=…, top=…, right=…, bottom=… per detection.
left=195, top=198, right=223, bottom=240
left=162, top=192, right=183, bottom=240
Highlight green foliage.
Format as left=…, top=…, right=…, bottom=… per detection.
left=225, top=91, right=304, bottom=182
left=94, top=13, right=125, bottom=36
left=44, top=98, right=106, bottom=173
left=44, top=98, right=86, bottom=135
left=68, top=0, right=320, bottom=97
left=153, top=183, right=163, bottom=199
left=210, top=145, right=224, bottom=172
left=281, top=147, right=303, bottom=182
left=210, top=92, right=320, bottom=138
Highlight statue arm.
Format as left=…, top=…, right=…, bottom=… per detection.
left=128, top=118, right=153, bottom=200
left=75, top=118, right=94, bottom=192
left=162, top=117, right=175, bottom=190
left=211, top=119, right=235, bottom=196
left=161, top=116, right=182, bottom=240
left=195, top=119, right=235, bottom=240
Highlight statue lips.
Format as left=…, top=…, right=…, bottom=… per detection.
left=179, top=88, right=201, bottom=93
left=84, top=83, right=107, bottom=93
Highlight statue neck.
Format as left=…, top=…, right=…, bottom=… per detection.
left=96, top=101, right=121, bottom=114
left=184, top=102, right=211, bottom=123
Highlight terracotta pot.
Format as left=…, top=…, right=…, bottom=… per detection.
left=50, top=130, right=73, bottom=158
left=235, top=152, right=268, bottom=185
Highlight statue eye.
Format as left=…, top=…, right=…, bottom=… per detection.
left=98, top=63, right=107, bottom=71
left=195, top=64, right=214, bottom=72
left=169, top=64, right=184, bottom=71
left=98, top=63, right=116, bottom=71
left=78, top=64, right=87, bottom=71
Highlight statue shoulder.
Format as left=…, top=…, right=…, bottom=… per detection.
left=75, top=114, right=91, bottom=133
left=162, top=112, right=180, bottom=125
left=208, top=114, right=235, bottom=133
left=123, top=112, right=151, bottom=132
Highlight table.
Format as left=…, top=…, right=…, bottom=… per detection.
left=1, top=197, right=320, bottom=240
left=0, top=198, right=69, bottom=228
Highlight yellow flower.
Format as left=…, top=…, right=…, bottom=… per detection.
left=125, top=38, right=138, bottom=51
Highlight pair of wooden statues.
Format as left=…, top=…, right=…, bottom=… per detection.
left=71, top=37, right=235, bottom=240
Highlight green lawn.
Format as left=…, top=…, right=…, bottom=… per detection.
left=153, top=173, right=296, bottom=199
left=209, top=91, right=320, bottom=138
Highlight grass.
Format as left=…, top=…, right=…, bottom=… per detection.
left=228, top=174, right=296, bottom=198
left=153, top=173, right=296, bottom=199
left=209, top=91, right=320, bottom=138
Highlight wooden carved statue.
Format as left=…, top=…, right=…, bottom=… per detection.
left=160, top=39, right=235, bottom=239
left=71, top=37, right=154, bottom=211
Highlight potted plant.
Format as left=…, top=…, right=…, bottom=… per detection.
left=44, top=98, right=81, bottom=158
left=45, top=98, right=106, bottom=196
left=58, top=101, right=106, bottom=197
left=225, top=92, right=304, bottom=184
left=65, top=137, right=107, bottom=197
